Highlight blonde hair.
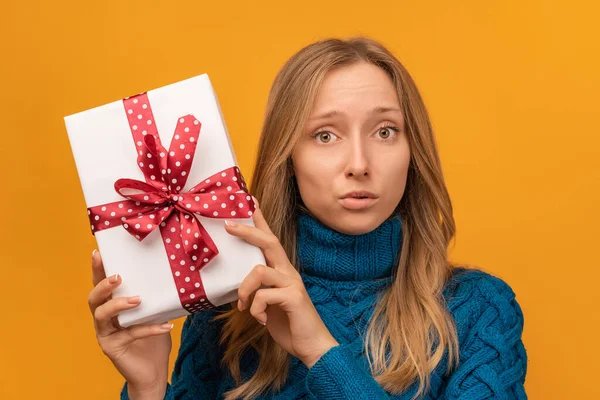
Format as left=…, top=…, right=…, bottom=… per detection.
left=214, top=36, right=461, bottom=399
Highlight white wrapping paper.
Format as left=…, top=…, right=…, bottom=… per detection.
left=64, top=74, right=265, bottom=327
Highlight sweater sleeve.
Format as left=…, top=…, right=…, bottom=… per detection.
left=120, top=308, right=226, bottom=400
left=443, top=272, right=528, bottom=400
left=305, top=342, right=391, bottom=399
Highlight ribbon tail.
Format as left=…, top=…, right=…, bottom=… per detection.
left=158, top=211, right=214, bottom=312
left=179, top=211, right=218, bottom=269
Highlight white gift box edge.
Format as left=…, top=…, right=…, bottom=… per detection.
left=64, top=73, right=266, bottom=327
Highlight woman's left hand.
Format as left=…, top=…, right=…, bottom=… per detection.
left=224, top=199, right=339, bottom=369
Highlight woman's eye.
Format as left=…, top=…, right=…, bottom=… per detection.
left=376, top=125, right=400, bottom=140
left=314, top=131, right=337, bottom=143
left=377, top=127, right=394, bottom=139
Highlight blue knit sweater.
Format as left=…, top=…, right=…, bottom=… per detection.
left=121, top=213, right=527, bottom=399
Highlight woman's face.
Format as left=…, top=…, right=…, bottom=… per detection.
left=292, top=61, right=411, bottom=235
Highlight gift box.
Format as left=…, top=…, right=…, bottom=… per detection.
left=64, top=74, right=265, bottom=327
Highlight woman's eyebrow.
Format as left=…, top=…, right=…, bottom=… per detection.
left=371, top=106, right=402, bottom=114
left=309, top=106, right=402, bottom=121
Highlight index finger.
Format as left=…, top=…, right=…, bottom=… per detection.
left=250, top=197, right=273, bottom=235
left=91, top=250, right=106, bottom=287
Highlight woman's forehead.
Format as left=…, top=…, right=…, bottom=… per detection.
left=310, top=64, right=400, bottom=117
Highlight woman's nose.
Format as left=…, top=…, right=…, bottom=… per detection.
left=344, top=138, right=370, bottom=178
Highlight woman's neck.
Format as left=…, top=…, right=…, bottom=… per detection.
left=295, top=212, right=403, bottom=281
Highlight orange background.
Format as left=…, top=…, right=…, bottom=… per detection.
left=1, top=1, right=598, bottom=399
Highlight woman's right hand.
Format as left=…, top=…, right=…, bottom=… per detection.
left=88, top=249, right=173, bottom=399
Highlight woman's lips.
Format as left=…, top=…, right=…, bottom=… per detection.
left=339, top=197, right=378, bottom=210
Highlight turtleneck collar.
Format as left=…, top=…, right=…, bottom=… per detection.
left=296, top=212, right=403, bottom=281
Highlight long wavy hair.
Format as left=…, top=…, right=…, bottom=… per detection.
left=213, top=36, right=461, bottom=400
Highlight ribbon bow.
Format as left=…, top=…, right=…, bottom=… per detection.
left=87, top=93, right=255, bottom=272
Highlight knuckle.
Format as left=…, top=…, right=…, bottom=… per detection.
left=249, top=291, right=265, bottom=313
left=93, top=306, right=104, bottom=322
left=94, top=297, right=118, bottom=322
left=237, top=287, right=249, bottom=300
left=254, top=264, right=267, bottom=276
left=253, top=289, right=265, bottom=302
left=249, top=301, right=262, bottom=316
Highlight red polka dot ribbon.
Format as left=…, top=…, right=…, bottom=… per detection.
left=86, top=93, right=256, bottom=313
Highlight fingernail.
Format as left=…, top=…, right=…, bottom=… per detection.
left=252, top=196, right=259, bottom=207
left=92, top=249, right=97, bottom=258
left=257, top=318, right=267, bottom=326
left=225, top=220, right=236, bottom=227
left=109, top=273, right=119, bottom=284
left=160, top=323, right=174, bottom=331
left=237, top=299, right=243, bottom=311
left=128, top=296, right=141, bottom=304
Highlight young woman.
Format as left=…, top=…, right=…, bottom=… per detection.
left=88, top=37, right=527, bottom=400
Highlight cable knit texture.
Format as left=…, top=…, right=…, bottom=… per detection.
left=121, top=212, right=527, bottom=399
